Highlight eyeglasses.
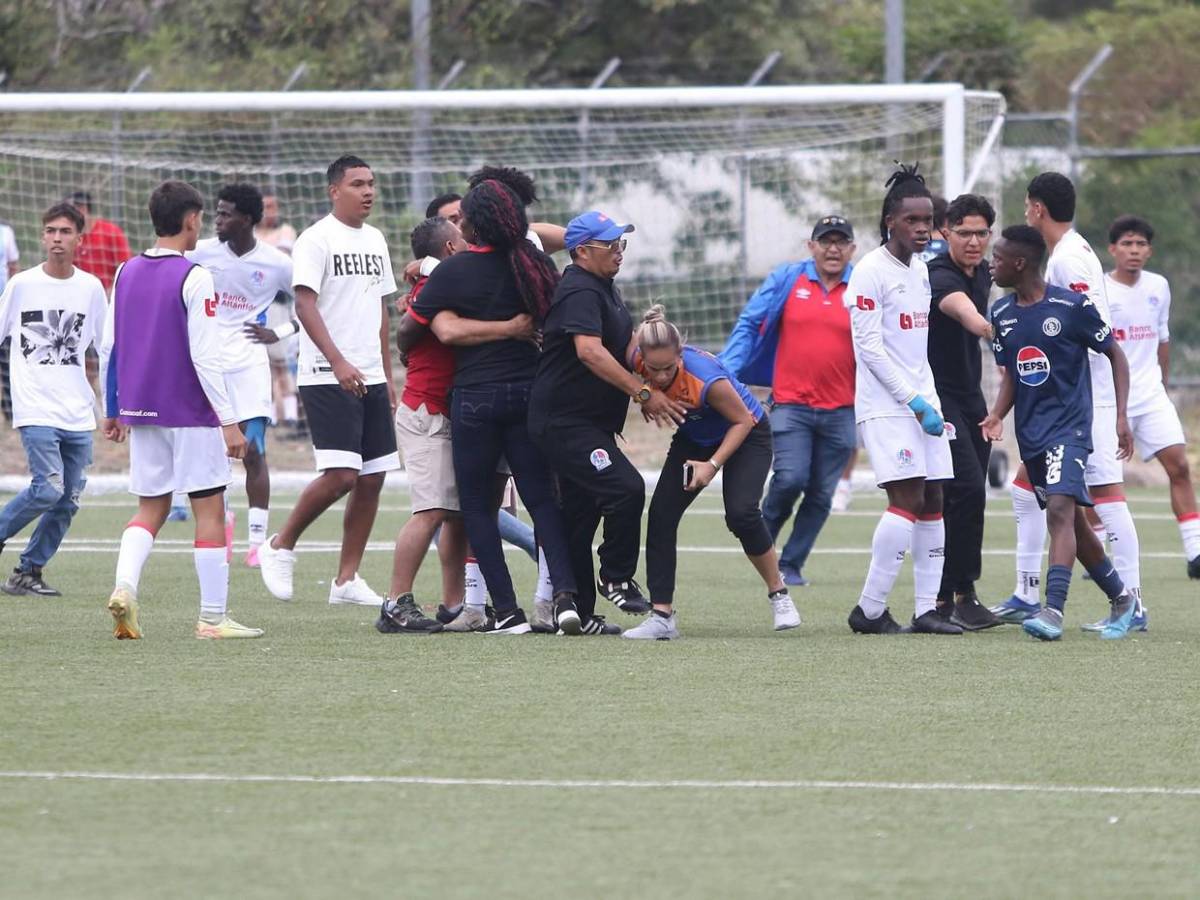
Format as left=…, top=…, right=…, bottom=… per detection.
left=816, top=236, right=852, bottom=249
left=950, top=228, right=992, bottom=242
left=581, top=238, right=627, bottom=252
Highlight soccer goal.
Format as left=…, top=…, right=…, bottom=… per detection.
left=0, top=84, right=1004, bottom=346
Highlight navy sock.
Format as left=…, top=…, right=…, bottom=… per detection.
left=652, top=608, right=673, bottom=619
left=1045, top=564, right=1072, bottom=612
left=1084, top=557, right=1125, bottom=601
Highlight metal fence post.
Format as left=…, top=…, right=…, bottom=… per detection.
left=578, top=58, right=621, bottom=205
left=1067, top=44, right=1112, bottom=183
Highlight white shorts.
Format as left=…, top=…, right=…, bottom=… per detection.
left=128, top=425, right=231, bottom=497
left=1085, top=405, right=1123, bottom=487
left=225, top=364, right=273, bottom=424
left=1131, top=399, right=1186, bottom=461
left=395, top=403, right=458, bottom=512
left=860, top=416, right=953, bottom=487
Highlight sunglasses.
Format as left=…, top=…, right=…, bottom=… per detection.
left=816, top=236, right=852, bottom=249
left=581, top=238, right=627, bottom=252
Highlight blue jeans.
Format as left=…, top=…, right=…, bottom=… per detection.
left=760, top=404, right=856, bottom=574
left=450, top=382, right=574, bottom=613
left=0, top=426, right=92, bottom=570
left=498, top=509, right=537, bottom=561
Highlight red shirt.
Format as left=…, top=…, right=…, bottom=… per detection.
left=772, top=269, right=854, bottom=409
left=76, top=218, right=132, bottom=293
left=401, top=277, right=455, bottom=416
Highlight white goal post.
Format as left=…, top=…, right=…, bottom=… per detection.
left=0, top=84, right=1005, bottom=345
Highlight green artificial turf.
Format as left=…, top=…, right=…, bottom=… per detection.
left=1, top=489, right=1198, bottom=898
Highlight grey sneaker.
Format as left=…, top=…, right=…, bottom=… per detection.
left=622, top=612, right=679, bottom=640
left=531, top=597, right=556, bottom=633
left=442, top=604, right=491, bottom=632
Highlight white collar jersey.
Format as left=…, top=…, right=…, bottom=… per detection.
left=290, top=214, right=397, bottom=387
left=1046, top=228, right=1114, bottom=408
left=188, top=237, right=294, bottom=373
left=843, top=245, right=937, bottom=422
left=1105, top=269, right=1171, bottom=415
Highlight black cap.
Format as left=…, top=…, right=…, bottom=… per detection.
left=812, top=215, right=853, bottom=240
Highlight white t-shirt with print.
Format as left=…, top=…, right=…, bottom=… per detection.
left=0, top=265, right=107, bottom=430
left=290, top=214, right=397, bottom=387
left=1106, top=270, right=1171, bottom=416
left=188, top=237, right=293, bottom=373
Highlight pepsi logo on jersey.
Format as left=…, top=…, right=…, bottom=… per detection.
left=1016, top=346, right=1051, bottom=386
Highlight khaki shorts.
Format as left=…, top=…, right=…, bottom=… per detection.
left=395, top=402, right=458, bottom=512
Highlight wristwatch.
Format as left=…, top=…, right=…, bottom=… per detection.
left=632, top=387, right=652, bottom=404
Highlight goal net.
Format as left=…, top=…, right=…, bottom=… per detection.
left=0, top=86, right=1004, bottom=347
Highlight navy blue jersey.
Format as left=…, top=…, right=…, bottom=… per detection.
left=990, top=284, right=1114, bottom=460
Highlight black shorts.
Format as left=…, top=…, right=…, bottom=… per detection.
left=1024, top=443, right=1092, bottom=510
left=299, top=382, right=399, bottom=475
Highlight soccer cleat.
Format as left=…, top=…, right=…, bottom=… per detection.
left=911, top=610, right=963, bottom=635
left=989, top=595, right=1041, bottom=623
left=258, top=535, right=296, bottom=601
left=375, top=594, right=443, bottom=634
left=1082, top=607, right=1148, bottom=633
left=779, top=566, right=809, bottom=587
left=441, top=604, right=491, bottom=633
left=531, top=597, right=557, bottom=634
left=622, top=612, right=679, bottom=640
left=2, top=568, right=62, bottom=597
left=1188, top=556, right=1200, bottom=580
left=195, top=616, right=264, bottom=639
left=951, top=590, right=1004, bottom=631
left=436, top=603, right=462, bottom=625
left=244, top=545, right=261, bottom=568
left=769, top=590, right=801, bottom=630
left=483, top=608, right=532, bottom=635
left=1022, top=607, right=1064, bottom=641
left=167, top=504, right=189, bottom=522
left=329, top=573, right=382, bottom=606
left=224, top=509, right=236, bottom=564
left=597, top=578, right=652, bottom=615
left=1100, top=592, right=1139, bottom=640
left=577, top=615, right=622, bottom=636
left=553, top=591, right=581, bottom=635
left=108, top=587, right=142, bottom=640
left=848, top=605, right=903, bottom=635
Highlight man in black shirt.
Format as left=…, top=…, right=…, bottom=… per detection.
left=927, top=193, right=1003, bottom=630
left=529, top=211, right=685, bottom=629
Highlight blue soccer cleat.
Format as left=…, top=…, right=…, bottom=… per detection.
left=167, top=504, right=189, bottom=522
left=1100, top=592, right=1139, bottom=640
left=1022, top=608, right=1063, bottom=641
left=1081, top=606, right=1148, bottom=634
left=989, top=595, right=1041, bottom=623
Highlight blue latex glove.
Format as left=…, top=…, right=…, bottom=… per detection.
left=907, top=394, right=945, bottom=436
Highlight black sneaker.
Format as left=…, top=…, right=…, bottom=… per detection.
left=934, top=598, right=955, bottom=622
left=1189, top=556, right=1200, bottom=580
left=436, top=603, right=462, bottom=625
left=2, top=568, right=61, bottom=597
left=597, top=578, right=652, bottom=615
left=484, top=608, right=532, bottom=635
left=951, top=590, right=1003, bottom=631
left=911, top=610, right=964, bottom=634
left=375, top=594, right=443, bottom=634
left=848, top=605, right=903, bottom=634
left=553, top=591, right=581, bottom=635
left=578, top=615, right=622, bottom=636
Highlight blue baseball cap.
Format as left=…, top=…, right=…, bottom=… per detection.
left=565, top=211, right=635, bottom=251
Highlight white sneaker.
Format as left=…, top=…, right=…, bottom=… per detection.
left=329, top=573, right=383, bottom=606
left=258, top=534, right=296, bottom=601
left=770, top=591, right=801, bottom=630
left=622, top=612, right=679, bottom=640
left=531, top=597, right=556, bottom=633
left=831, top=480, right=852, bottom=513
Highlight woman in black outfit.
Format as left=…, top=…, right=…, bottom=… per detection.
left=409, top=179, right=575, bottom=634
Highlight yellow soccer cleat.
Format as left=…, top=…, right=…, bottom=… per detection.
left=108, top=588, right=142, bottom=640
left=195, top=616, right=264, bottom=640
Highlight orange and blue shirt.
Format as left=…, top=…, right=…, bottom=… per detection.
left=635, top=345, right=762, bottom=447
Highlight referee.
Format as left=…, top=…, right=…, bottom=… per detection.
left=529, top=211, right=685, bottom=632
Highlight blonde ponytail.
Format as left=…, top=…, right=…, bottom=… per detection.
left=636, top=303, right=683, bottom=352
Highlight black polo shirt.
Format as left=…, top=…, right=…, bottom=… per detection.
left=928, top=253, right=991, bottom=410
left=529, top=264, right=634, bottom=434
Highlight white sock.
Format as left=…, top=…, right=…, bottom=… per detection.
left=534, top=547, right=552, bottom=603
left=1092, top=522, right=1107, bottom=549
left=282, top=395, right=298, bottom=422
left=1012, top=481, right=1045, bottom=603
left=837, top=477, right=851, bottom=493
left=247, top=507, right=269, bottom=548
left=464, top=557, right=487, bottom=608
left=1095, top=498, right=1140, bottom=598
left=171, top=490, right=188, bottom=508
left=857, top=507, right=914, bottom=619
left=115, top=524, right=155, bottom=593
left=1178, top=513, right=1200, bottom=560
left=912, top=516, right=945, bottom=617
left=194, top=545, right=228, bottom=620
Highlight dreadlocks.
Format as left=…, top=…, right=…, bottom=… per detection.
left=461, top=179, right=559, bottom=317
left=879, top=161, right=931, bottom=243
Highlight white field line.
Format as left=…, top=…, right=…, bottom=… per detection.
left=2, top=770, right=1199, bottom=798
